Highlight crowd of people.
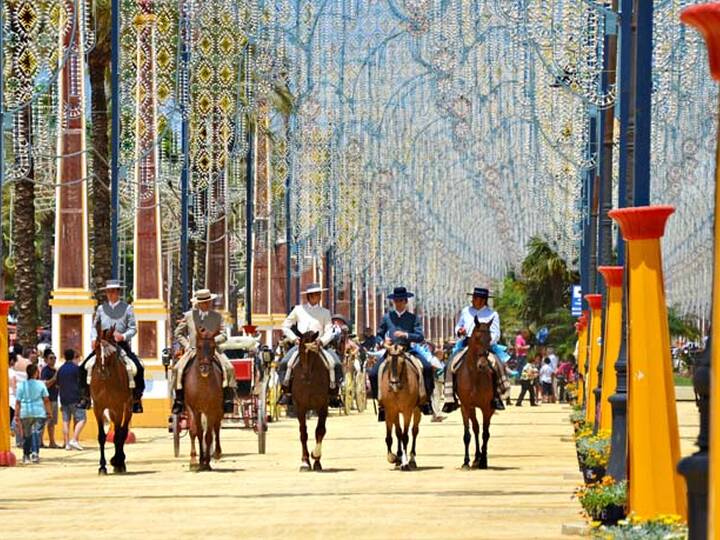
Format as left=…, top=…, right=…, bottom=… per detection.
left=8, top=343, right=86, bottom=464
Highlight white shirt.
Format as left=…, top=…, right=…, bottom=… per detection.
left=455, top=305, right=501, bottom=345
left=282, top=303, right=334, bottom=346
left=8, top=367, right=16, bottom=406
left=548, top=353, right=559, bottom=370
left=539, top=364, right=554, bottom=383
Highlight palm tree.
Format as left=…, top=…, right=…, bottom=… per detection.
left=13, top=106, right=37, bottom=346
left=88, top=0, right=112, bottom=299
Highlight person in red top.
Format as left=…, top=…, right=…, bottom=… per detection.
left=514, top=330, right=530, bottom=376
left=556, top=357, right=576, bottom=403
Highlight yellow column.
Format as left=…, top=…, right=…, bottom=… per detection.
left=609, top=205, right=686, bottom=519
left=576, top=312, right=588, bottom=406
left=597, top=266, right=623, bottom=432
left=0, top=301, right=16, bottom=466
left=584, top=294, right=603, bottom=426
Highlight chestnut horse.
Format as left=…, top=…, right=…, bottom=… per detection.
left=184, top=327, right=224, bottom=471
left=379, top=344, right=422, bottom=471
left=291, top=330, right=330, bottom=471
left=90, top=324, right=133, bottom=474
left=455, top=318, right=495, bottom=469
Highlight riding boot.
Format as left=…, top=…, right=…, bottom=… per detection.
left=77, top=366, right=91, bottom=410
left=132, top=390, right=144, bottom=414
left=332, top=364, right=343, bottom=393
left=223, top=387, right=235, bottom=414
left=172, top=388, right=185, bottom=415
left=491, top=371, right=506, bottom=410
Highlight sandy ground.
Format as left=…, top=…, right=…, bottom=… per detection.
left=0, top=399, right=699, bottom=540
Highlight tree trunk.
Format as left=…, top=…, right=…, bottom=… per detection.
left=39, top=211, right=54, bottom=327
left=88, top=39, right=112, bottom=300
left=13, top=105, right=37, bottom=347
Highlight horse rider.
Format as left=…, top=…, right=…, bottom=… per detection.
left=442, top=287, right=507, bottom=412
left=276, top=283, right=343, bottom=406
left=77, top=279, right=145, bottom=413
left=171, top=289, right=236, bottom=415
left=367, top=286, right=436, bottom=419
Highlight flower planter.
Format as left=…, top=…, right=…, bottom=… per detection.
left=582, top=465, right=606, bottom=484
left=594, top=503, right=626, bottom=526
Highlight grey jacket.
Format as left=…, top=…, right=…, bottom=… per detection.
left=90, top=301, right=137, bottom=342
left=174, top=309, right=228, bottom=349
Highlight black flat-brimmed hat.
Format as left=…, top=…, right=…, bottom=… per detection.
left=388, top=286, right=414, bottom=300
left=468, top=287, right=492, bottom=298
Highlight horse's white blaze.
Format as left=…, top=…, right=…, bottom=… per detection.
left=312, top=442, right=322, bottom=459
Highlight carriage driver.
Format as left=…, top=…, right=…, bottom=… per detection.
left=77, top=279, right=145, bottom=413
left=276, top=283, right=343, bottom=406
left=171, top=289, right=237, bottom=415
left=442, top=287, right=508, bottom=412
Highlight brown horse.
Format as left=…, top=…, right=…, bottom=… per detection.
left=379, top=344, right=422, bottom=471
left=455, top=317, right=495, bottom=469
left=90, top=324, right=133, bottom=474
left=291, top=330, right=330, bottom=471
left=184, top=327, right=224, bottom=471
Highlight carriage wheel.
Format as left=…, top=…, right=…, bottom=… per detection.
left=256, top=381, right=268, bottom=454
left=431, top=377, right=445, bottom=416
left=172, top=414, right=181, bottom=458
left=342, top=373, right=353, bottom=416
left=355, top=372, right=367, bottom=413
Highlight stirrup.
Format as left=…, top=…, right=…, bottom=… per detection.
left=492, top=397, right=506, bottom=410
left=133, top=399, right=144, bottom=414
left=172, top=400, right=184, bottom=415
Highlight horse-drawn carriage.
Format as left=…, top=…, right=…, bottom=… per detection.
left=167, top=335, right=277, bottom=457
left=339, top=349, right=368, bottom=415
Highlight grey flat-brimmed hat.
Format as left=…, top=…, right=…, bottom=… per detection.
left=100, top=279, right=124, bottom=291
left=303, top=283, right=327, bottom=295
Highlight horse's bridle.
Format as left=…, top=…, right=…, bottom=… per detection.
left=470, top=324, right=492, bottom=372
left=196, top=334, right=216, bottom=378
left=387, top=344, right=408, bottom=392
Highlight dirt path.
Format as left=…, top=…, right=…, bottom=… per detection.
left=2, top=401, right=695, bottom=539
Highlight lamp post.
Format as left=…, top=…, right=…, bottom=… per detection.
left=677, top=5, right=720, bottom=538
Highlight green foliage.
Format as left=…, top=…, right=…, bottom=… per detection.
left=494, top=237, right=578, bottom=356
left=667, top=305, right=700, bottom=341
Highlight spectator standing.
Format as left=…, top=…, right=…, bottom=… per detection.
left=40, top=350, right=59, bottom=448
left=15, top=364, right=51, bottom=464
left=514, top=330, right=530, bottom=378
left=516, top=355, right=539, bottom=406
left=556, top=357, right=576, bottom=402
left=57, top=349, right=86, bottom=450
left=539, top=358, right=555, bottom=403
left=12, top=348, right=28, bottom=448
left=9, top=353, right=18, bottom=445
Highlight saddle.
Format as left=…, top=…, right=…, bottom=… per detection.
left=286, top=347, right=337, bottom=387
left=377, top=353, right=426, bottom=402
left=85, top=346, right=138, bottom=389
left=450, top=347, right=498, bottom=374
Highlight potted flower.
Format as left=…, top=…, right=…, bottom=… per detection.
left=575, top=476, right=627, bottom=526
left=591, top=513, right=686, bottom=539
left=576, top=429, right=610, bottom=482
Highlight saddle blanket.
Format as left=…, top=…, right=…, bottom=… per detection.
left=377, top=354, right=426, bottom=403
left=286, top=348, right=337, bottom=387
left=450, top=347, right=499, bottom=374
left=85, top=349, right=138, bottom=389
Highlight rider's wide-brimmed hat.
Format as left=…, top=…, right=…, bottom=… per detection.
left=302, top=282, right=327, bottom=295
left=387, top=286, right=414, bottom=300
left=192, top=288, right=218, bottom=303
left=468, top=287, right=492, bottom=299
left=100, top=279, right=124, bottom=291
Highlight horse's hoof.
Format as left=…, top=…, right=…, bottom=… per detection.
left=387, top=453, right=397, bottom=464
left=472, top=459, right=480, bottom=469
left=299, top=462, right=311, bottom=472
left=189, top=463, right=199, bottom=472
left=213, top=452, right=222, bottom=461
left=401, top=464, right=411, bottom=471
left=479, top=460, right=488, bottom=470
left=113, top=466, right=126, bottom=474
left=461, top=463, right=471, bottom=471
left=198, top=463, right=212, bottom=472
left=313, top=461, right=322, bottom=472
left=409, top=459, right=417, bottom=470
left=98, top=467, right=107, bottom=475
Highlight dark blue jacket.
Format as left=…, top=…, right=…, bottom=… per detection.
left=377, top=311, right=424, bottom=344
